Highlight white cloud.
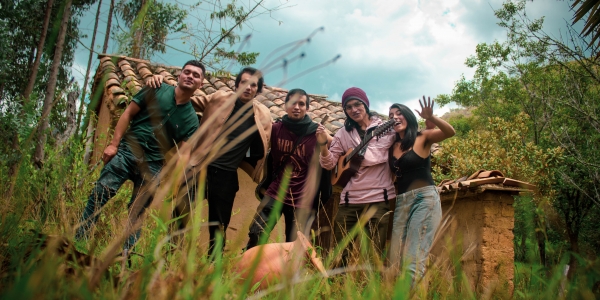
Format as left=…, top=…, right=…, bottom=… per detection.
left=72, top=0, right=575, bottom=118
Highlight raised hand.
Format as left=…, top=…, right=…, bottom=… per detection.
left=145, top=74, right=164, bottom=88
left=415, top=95, right=434, bottom=120
left=316, top=123, right=329, bottom=146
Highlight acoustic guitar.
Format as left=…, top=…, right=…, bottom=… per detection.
left=331, top=119, right=396, bottom=187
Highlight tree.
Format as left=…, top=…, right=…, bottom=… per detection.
left=571, top=0, right=600, bottom=50
left=111, top=0, right=286, bottom=67
left=115, top=0, right=187, bottom=59
left=76, top=0, right=103, bottom=139
left=22, top=0, right=55, bottom=102
left=33, top=0, right=75, bottom=168
left=0, top=0, right=84, bottom=175
left=437, top=0, right=600, bottom=275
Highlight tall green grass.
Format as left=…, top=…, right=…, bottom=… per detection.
left=1, top=138, right=599, bottom=299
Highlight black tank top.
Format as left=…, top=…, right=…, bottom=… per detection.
left=390, top=149, right=435, bottom=194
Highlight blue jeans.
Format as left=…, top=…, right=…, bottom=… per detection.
left=76, top=145, right=163, bottom=250
left=389, top=185, right=441, bottom=283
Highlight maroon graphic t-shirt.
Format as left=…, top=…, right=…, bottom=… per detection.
left=266, top=121, right=317, bottom=207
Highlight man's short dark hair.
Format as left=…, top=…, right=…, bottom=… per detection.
left=182, top=60, right=206, bottom=76
left=235, top=67, right=264, bottom=94
left=285, top=88, right=310, bottom=106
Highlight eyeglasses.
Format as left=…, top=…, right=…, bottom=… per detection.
left=344, top=102, right=364, bottom=111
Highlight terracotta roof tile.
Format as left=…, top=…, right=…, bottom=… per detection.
left=122, top=75, right=135, bottom=84
left=105, top=78, right=120, bottom=88
left=437, top=169, right=535, bottom=199
left=269, top=106, right=281, bottom=114
left=113, top=94, right=128, bottom=106
left=117, top=60, right=130, bottom=68
left=213, top=80, right=226, bottom=89
left=325, top=123, right=340, bottom=132
left=109, top=86, right=124, bottom=96
left=218, top=86, right=232, bottom=92
left=99, top=56, right=113, bottom=64
left=120, top=64, right=134, bottom=72
left=265, top=93, right=277, bottom=101
left=270, top=87, right=288, bottom=93
left=312, top=109, right=327, bottom=117
left=254, top=95, right=268, bottom=102
left=331, top=120, right=344, bottom=128
left=92, top=54, right=364, bottom=134
left=313, top=117, right=326, bottom=123
left=262, top=100, right=276, bottom=108
left=122, top=69, right=136, bottom=78
left=104, top=73, right=118, bottom=81
left=205, top=86, right=217, bottom=94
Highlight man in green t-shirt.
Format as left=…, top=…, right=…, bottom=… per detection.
left=75, top=60, right=204, bottom=251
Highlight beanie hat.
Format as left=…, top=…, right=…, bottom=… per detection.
left=342, top=87, right=370, bottom=108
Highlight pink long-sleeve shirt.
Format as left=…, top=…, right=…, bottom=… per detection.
left=320, top=117, right=396, bottom=205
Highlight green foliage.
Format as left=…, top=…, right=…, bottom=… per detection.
left=570, top=0, right=600, bottom=50
left=115, top=0, right=187, bottom=59
left=437, top=0, right=600, bottom=272
left=0, top=0, right=80, bottom=104
left=0, top=116, right=597, bottom=299
left=214, top=47, right=259, bottom=67
left=433, top=113, right=562, bottom=194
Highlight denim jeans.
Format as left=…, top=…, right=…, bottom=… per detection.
left=75, top=145, right=163, bottom=250
left=389, top=185, right=441, bottom=283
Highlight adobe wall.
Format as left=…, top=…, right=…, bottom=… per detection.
left=431, top=190, right=515, bottom=295
left=91, top=94, right=114, bottom=164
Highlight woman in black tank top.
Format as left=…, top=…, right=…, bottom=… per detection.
left=387, top=97, right=455, bottom=285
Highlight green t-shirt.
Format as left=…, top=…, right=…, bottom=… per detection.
left=122, top=83, right=199, bottom=162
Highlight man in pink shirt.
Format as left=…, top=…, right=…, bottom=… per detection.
left=316, top=87, right=396, bottom=265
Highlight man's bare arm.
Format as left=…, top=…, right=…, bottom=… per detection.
left=103, top=102, right=141, bottom=164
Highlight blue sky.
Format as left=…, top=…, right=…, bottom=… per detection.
left=72, top=0, right=578, bottom=116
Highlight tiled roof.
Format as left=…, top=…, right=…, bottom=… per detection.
left=92, top=55, right=351, bottom=133
left=437, top=169, right=536, bottom=201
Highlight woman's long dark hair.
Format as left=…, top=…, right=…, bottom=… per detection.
left=390, top=103, right=420, bottom=151
left=344, top=103, right=374, bottom=132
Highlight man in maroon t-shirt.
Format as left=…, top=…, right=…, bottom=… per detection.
left=245, top=88, right=331, bottom=249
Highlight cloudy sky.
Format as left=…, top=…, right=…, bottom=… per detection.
left=73, top=0, right=578, bottom=115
